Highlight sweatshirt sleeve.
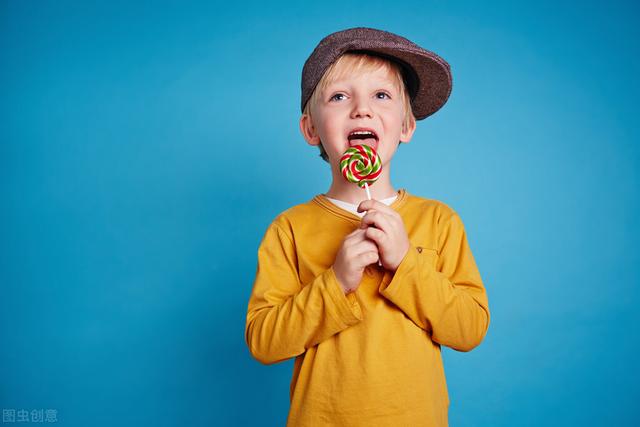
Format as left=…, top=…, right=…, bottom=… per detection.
left=245, top=220, right=363, bottom=365
left=378, top=211, right=490, bottom=352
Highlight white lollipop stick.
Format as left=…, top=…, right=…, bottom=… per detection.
left=364, top=182, right=372, bottom=200
left=363, top=182, right=382, bottom=267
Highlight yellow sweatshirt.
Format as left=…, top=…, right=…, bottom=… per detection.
left=245, top=189, right=490, bottom=426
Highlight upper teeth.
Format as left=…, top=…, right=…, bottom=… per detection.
left=350, top=131, right=375, bottom=137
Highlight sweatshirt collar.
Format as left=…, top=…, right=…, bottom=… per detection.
left=312, top=189, right=408, bottom=223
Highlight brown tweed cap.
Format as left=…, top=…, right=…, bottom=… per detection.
left=301, top=27, right=452, bottom=120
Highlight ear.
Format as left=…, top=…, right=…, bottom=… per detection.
left=299, top=114, right=321, bottom=146
left=399, top=115, right=417, bottom=144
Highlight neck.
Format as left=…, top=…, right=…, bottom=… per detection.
left=325, top=164, right=397, bottom=204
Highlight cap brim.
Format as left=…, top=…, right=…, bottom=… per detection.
left=353, top=46, right=452, bottom=120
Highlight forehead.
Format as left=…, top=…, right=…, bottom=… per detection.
left=322, top=61, right=401, bottom=91
left=326, top=67, right=397, bottom=85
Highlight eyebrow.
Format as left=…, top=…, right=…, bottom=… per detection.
left=324, top=80, right=398, bottom=93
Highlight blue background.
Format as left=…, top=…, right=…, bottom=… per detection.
left=1, top=0, right=638, bottom=425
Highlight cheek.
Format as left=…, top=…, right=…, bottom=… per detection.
left=380, top=104, right=404, bottom=119
left=324, top=127, right=346, bottom=144
left=317, top=112, right=342, bottom=134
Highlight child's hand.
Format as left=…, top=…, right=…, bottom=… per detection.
left=333, top=228, right=380, bottom=294
left=357, top=200, right=410, bottom=272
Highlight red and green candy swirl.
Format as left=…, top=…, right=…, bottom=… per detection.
left=340, top=144, right=382, bottom=188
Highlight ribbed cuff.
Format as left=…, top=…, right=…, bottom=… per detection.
left=324, top=267, right=363, bottom=325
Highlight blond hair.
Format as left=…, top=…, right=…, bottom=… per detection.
left=302, top=52, right=415, bottom=162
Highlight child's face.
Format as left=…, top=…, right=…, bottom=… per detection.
left=300, top=65, right=416, bottom=169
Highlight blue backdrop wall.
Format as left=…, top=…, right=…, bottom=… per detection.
left=1, top=0, right=638, bottom=426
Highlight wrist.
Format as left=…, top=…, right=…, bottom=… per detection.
left=389, top=244, right=410, bottom=272
left=332, top=267, right=349, bottom=294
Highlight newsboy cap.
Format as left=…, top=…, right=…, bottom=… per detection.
left=301, top=27, right=452, bottom=120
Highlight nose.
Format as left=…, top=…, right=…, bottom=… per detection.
left=350, top=94, right=373, bottom=119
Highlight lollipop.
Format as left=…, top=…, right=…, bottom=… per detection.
left=340, top=144, right=382, bottom=200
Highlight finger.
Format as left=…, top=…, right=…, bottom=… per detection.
left=364, top=226, right=387, bottom=247
left=361, top=211, right=393, bottom=234
left=343, top=228, right=367, bottom=247
left=356, top=199, right=384, bottom=213
left=346, top=227, right=365, bottom=237
left=357, top=200, right=401, bottom=218
left=353, top=238, right=379, bottom=254
left=355, top=251, right=379, bottom=268
left=346, top=237, right=378, bottom=260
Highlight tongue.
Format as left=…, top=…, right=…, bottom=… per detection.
left=351, top=137, right=377, bottom=147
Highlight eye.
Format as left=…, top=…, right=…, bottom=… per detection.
left=329, top=93, right=346, bottom=102
left=376, top=91, right=391, bottom=99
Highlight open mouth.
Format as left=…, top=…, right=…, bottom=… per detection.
left=347, top=128, right=379, bottom=150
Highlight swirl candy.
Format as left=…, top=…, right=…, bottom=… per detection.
left=340, top=144, right=382, bottom=198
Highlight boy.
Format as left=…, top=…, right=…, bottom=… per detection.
left=244, top=27, right=490, bottom=426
